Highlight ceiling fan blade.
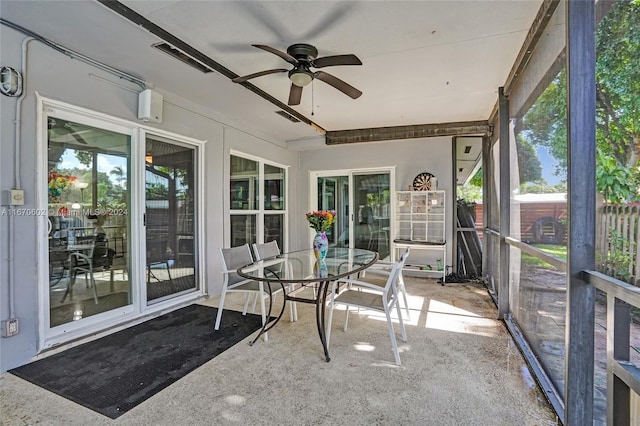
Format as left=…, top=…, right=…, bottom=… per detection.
left=288, top=84, right=303, bottom=106
left=70, top=131, right=88, bottom=145
left=232, top=68, right=288, bottom=83
left=252, top=44, right=298, bottom=65
left=312, top=54, right=362, bottom=68
left=314, top=71, right=362, bottom=99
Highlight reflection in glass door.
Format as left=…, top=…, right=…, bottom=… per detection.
left=145, top=135, right=197, bottom=303
left=316, top=172, right=391, bottom=260
left=264, top=164, right=286, bottom=250
left=353, top=173, right=391, bottom=260
left=47, top=117, right=131, bottom=327
left=317, top=176, right=349, bottom=248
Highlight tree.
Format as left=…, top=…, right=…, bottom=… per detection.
left=516, top=135, right=543, bottom=184
left=519, top=0, right=640, bottom=201
left=110, top=165, right=126, bottom=188
left=596, top=147, right=638, bottom=203
left=519, top=69, right=567, bottom=174
left=595, top=0, right=640, bottom=168
left=75, top=151, right=93, bottom=168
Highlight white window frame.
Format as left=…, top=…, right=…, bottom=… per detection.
left=309, top=166, right=396, bottom=250
left=36, top=94, right=206, bottom=351
left=229, top=151, right=289, bottom=251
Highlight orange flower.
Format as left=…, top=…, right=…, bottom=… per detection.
left=306, top=210, right=336, bottom=232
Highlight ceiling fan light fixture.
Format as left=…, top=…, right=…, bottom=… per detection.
left=289, top=69, right=313, bottom=87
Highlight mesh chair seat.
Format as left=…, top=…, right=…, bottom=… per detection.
left=252, top=240, right=298, bottom=322
left=327, top=248, right=410, bottom=365
left=215, top=244, right=282, bottom=341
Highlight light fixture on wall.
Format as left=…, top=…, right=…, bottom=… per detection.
left=0, top=66, right=22, bottom=97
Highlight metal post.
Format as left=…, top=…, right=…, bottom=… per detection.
left=498, top=87, right=510, bottom=319
left=565, top=0, right=596, bottom=424
left=609, top=295, right=630, bottom=425
left=452, top=137, right=458, bottom=273
left=482, top=135, right=490, bottom=281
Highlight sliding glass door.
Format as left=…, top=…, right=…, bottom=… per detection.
left=42, top=100, right=203, bottom=347
left=314, top=170, right=392, bottom=260
left=317, top=176, right=349, bottom=248
left=353, top=173, right=391, bottom=260
left=145, top=134, right=198, bottom=303
left=47, top=116, right=132, bottom=327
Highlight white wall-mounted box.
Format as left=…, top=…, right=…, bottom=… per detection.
left=138, top=89, right=163, bottom=123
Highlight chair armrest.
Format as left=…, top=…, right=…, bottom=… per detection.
left=70, top=252, right=91, bottom=263
left=362, top=263, right=393, bottom=278
left=70, top=252, right=92, bottom=272
left=335, top=278, right=384, bottom=292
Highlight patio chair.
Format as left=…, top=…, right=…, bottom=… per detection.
left=355, top=247, right=411, bottom=320
left=147, top=238, right=172, bottom=284
left=252, top=240, right=298, bottom=322
left=214, top=244, right=283, bottom=341
left=326, top=248, right=409, bottom=365
left=61, top=234, right=116, bottom=305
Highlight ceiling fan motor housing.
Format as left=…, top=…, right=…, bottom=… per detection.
left=286, top=43, right=318, bottom=62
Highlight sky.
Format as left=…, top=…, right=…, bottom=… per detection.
left=537, top=146, right=564, bottom=186
left=59, top=149, right=127, bottom=185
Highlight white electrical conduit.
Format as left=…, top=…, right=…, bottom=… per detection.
left=7, top=37, right=34, bottom=320
left=0, top=19, right=149, bottom=321
left=0, top=18, right=147, bottom=90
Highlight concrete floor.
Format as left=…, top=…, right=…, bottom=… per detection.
left=0, top=277, right=558, bottom=425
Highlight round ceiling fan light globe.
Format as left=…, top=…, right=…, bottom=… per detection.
left=289, top=70, right=313, bottom=87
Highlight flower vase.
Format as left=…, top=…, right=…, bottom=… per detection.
left=312, top=231, right=328, bottom=260
left=314, top=259, right=328, bottom=278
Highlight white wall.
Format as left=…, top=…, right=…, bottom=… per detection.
left=0, top=26, right=453, bottom=373
left=297, top=137, right=454, bottom=261
left=0, top=27, right=297, bottom=372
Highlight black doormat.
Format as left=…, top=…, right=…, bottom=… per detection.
left=10, top=305, right=264, bottom=419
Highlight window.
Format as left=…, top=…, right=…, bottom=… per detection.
left=230, top=154, right=287, bottom=250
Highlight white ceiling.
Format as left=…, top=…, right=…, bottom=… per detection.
left=1, top=0, right=541, bottom=144
left=456, top=136, right=483, bottom=185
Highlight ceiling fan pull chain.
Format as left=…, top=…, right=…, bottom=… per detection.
left=311, top=80, right=315, bottom=116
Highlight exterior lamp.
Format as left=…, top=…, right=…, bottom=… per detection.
left=76, top=181, right=89, bottom=203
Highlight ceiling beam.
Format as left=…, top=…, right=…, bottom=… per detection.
left=325, top=121, right=490, bottom=145
left=97, top=0, right=326, bottom=134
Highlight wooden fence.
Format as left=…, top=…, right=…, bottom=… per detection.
left=597, top=205, right=640, bottom=285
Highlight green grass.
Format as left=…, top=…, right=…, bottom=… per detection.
left=520, top=244, right=567, bottom=268
left=533, top=244, right=567, bottom=260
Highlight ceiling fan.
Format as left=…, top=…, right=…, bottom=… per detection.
left=232, top=43, right=363, bottom=106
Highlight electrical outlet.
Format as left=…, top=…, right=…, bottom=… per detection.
left=1, top=319, right=19, bottom=337
left=2, top=189, right=24, bottom=206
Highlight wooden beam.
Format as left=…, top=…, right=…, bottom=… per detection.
left=97, top=0, right=326, bottom=133
left=325, top=121, right=489, bottom=145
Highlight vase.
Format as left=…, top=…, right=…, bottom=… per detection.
left=312, top=231, right=328, bottom=260
left=314, top=259, right=328, bottom=278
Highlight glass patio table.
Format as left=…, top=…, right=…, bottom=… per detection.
left=237, top=247, right=378, bottom=362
